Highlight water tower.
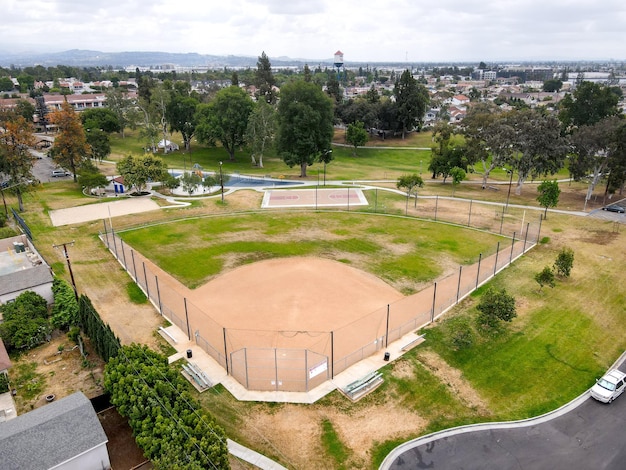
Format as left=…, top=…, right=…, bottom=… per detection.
left=333, top=50, right=344, bottom=80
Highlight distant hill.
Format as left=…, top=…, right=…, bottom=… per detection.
left=0, top=49, right=319, bottom=68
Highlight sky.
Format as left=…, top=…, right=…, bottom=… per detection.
left=2, top=0, right=626, bottom=63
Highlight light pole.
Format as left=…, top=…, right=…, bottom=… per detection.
left=53, top=241, right=78, bottom=301
left=320, top=149, right=333, bottom=186
left=219, top=161, right=224, bottom=203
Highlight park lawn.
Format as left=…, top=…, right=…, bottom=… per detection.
left=118, top=211, right=504, bottom=292
left=110, top=129, right=435, bottom=182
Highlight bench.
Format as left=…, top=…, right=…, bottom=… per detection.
left=401, top=334, right=425, bottom=352
left=158, top=326, right=177, bottom=344
left=343, top=371, right=384, bottom=401
left=182, top=362, right=211, bottom=390
left=486, top=185, right=499, bottom=191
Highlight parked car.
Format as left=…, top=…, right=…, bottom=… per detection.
left=590, top=369, right=626, bottom=403
left=602, top=204, right=625, bottom=213
left=51, top=169, right=71, bottom=177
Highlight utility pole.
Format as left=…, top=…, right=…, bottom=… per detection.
left=53, top=241, right=78, bottom=301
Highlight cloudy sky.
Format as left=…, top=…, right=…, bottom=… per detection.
left=3, top=0, right=625, bottom=63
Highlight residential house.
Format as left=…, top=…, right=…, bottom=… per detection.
left=0, top=235, right=54, bottom=305
left=0, top=392, right=111, bottom=470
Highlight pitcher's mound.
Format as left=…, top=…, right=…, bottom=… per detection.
left=187, top=257, right=404, bottom=332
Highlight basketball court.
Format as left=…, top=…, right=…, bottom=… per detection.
left=262, top=188, right=368, bottom=208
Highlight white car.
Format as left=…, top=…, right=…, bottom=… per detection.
left=590, top=369, right=626, bottom=403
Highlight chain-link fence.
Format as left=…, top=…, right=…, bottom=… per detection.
left=99, top=207, right=541, bottom=392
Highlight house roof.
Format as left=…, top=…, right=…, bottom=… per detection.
left=0, top=265, right=53, bottom=296
left=0, top=392, right=108, bottom=470
left=0, top=338, right=11, bottom=371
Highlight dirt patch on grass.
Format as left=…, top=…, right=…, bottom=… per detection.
left=13, top=332, right=105, bottom=414
left=242, top=399, right=426, bottom=469
left=416, top=350, right=489, bottom=413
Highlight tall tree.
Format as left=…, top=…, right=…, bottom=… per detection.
left=326, top=73, right=342, bottom=105
left=506, top=109, right=569, bottom=195
left=345, top=120, right=368, bottom=156
left=276, top=80, right=334, bottom=177
left=0, top=110, right=36, bottom=211
left=195, top=86, right=254, bottom=161
left=245, top=100, right=276, bottom=168
left=255, top=51, right=277, bottom=104
left=104, top=87, right=135, bottom=137
left=393, top=69, right=429, bottom=138
left=570, top=116, right=621, bottom=208
left=85, top=128, right=111, bottom=162
left=559, top=81, right=621, bottom=129
left=49, top=101, right=90, bottom=181
left=80, top=108, right=121, bottom=134
left=166, top=94, right=199, bottom=151
left=461, top=102, right=514, bottom=189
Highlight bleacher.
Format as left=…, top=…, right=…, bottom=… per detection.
left=181, top=362, right=212, bottom=391
left=342, top=371, right=384, bottom=401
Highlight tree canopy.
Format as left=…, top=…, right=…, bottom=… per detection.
left=276, top=80, right=334, bottom=177
left=393, top=69, right=429, bottom=138
left=116, top=153, right=168, bottom=194
left=195, top=86, right=254, bottom=161
left=0, top=110, right=36, bottom=211
left=49, top=101, right=91, bottom=181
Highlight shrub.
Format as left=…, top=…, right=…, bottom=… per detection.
left=476, top=287, right=516, bottom=332
left=51, top=279, right=79, bottom=330
left=535, top=266, right=556, bottom=291
left=554, top=247, right=574, bottom=278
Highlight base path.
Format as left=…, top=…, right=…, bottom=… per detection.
left=49, top=198, right=161, bottom=226
left=262, top=188, right=368, bottom=208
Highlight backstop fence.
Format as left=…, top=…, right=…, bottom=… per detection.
left=99, top=207, right=541, bottom=393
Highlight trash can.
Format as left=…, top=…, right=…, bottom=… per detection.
left=384, top=352, right=390, bottom=361
left=186, top=349, right=192, bottom=359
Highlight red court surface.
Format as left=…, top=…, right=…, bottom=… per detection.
left=262, top=188, right=368, bottom=208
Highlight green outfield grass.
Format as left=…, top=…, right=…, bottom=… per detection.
left=119, top=211, right=504, bottom=293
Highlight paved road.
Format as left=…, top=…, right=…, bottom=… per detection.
left=382, top=359, right=626, bottom=470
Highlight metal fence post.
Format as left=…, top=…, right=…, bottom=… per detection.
left=131, top=250, right=137, bottom=280
left=510, top=231, right=516, bottom=264
left=155, top=276, right=162, bottom=315
left=523, top=222, right=530, bottom=253
left=434, top=195, right=439, bottom=221
left=385, top=304, right=390, bottom=347
left=142, top=261, right=150, bottom=299
left=431, top=282, right=437, bottom=322
left=183, top=298, right=190, bottom=340
left=120, top=239, right=127, bottom=268
left=476, top=253, right=482, bottom=289
left=223, top=328, right=229, bottom=374
left=456, top=265, right=462, bottom=303
left=494, top=242, right=500, bottom=276
left=330, top=331, right=334, bottom=379
left=468, top=199, right=472, bottom=227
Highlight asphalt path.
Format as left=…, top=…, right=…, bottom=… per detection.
left=382, top=356, right=626, bottom=470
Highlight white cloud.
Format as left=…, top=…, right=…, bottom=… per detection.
left=1, top=0, right=625, bottom=61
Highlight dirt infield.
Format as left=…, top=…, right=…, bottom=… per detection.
left=186, top=257, right=403, bottom=332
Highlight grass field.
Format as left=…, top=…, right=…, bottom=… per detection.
left=119, top=211, right=504, bottom=293
left=9, top=128, right=626, bottom=469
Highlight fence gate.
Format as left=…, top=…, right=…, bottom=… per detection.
left=230, top=348, right=329, bottom=392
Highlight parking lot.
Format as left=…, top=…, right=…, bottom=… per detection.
left=29, top=149, right=73, bottom=183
